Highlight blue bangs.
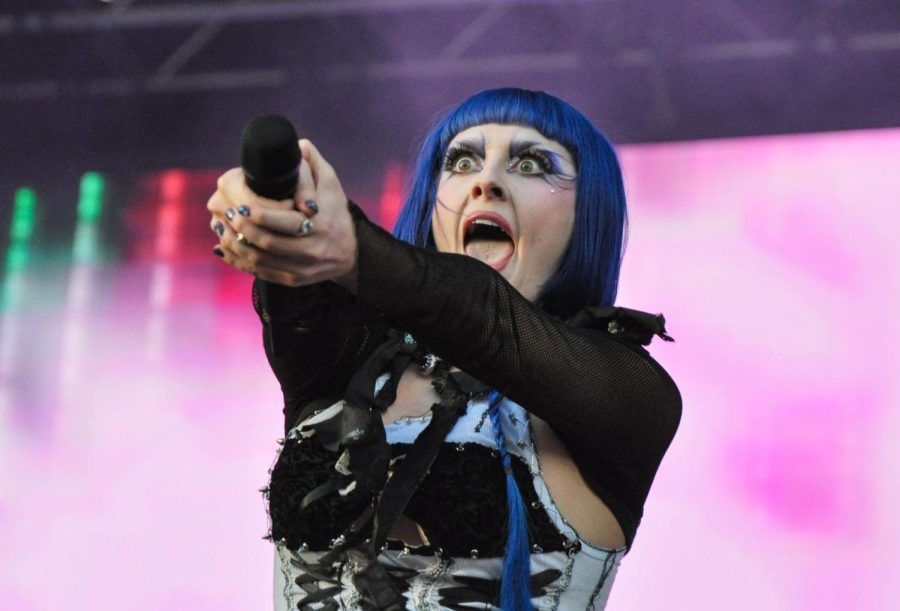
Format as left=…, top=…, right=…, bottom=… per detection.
left=392, top=88, right=627, bottom=318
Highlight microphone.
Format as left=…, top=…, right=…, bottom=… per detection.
left=241, top=114, right=300, bottom=201
left=240, top=114, right=301, bottom=357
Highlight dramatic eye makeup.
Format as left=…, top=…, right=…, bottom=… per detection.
left=508, top=139, right=577, bottom=189
left=507, top=146, right=558, bottom=175
left=442, top=137, right=486, bottom=174
left=443, top=143, right=483, bottom=174
left=441, top=133, right=577, bottom=190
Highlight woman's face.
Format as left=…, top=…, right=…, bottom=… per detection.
left=431, top=123, right=578, bottom=302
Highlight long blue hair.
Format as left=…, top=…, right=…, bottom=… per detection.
left=392, top=89, right=628, bottom=609
left=392, top=87, right=628, bottom=318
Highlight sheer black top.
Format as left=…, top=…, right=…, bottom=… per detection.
left=255, top=202, right=681, bottom=552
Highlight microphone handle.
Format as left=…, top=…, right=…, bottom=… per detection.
left=239, top=115, right=302, bottom=358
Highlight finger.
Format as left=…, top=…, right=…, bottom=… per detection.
left=214, top=230, right=317, bottom=283
left=298, top=139, right=318, bottom=185
left=213, top=205, right=266, bottom=255
left=227, top=203, right=315, bottom=240
left=209, top=214, right=227, bottom=239
left=214, top=242, right=297, bottom=285
left=207, top=189, right=232, bottom=216
left=216, top=167, right=295, bottom=212
left=296, top=197, right=319, bottom=218
left=299, top=139, right=339, bottom=190
left=218, top=211, right=314, bottom=265
left=295, top=158, right=318, bottom=217
left=217, top=228, right=287, bottom=273
left=257, top=206, right=315, bottom=238
left=215, top=216, right=257, bottom=261
left=227, top=213, right=316, bottom=256
left=214, top=229, right=342, bottom=288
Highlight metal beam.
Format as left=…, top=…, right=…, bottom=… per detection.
left=849, top=31, right=900, bottom=52
left=2, top=30, right=897, bottom=99
left=0, top=69, right=285, bottom=101
left=681, top=39, right=797, bottom=62
left=155, top=18, right=226, bottom=79
left=0, top=0, right=620, bottom=34
left=328, top=53, right=580, bottom=81
left=440, top=5, right=509, bottom=60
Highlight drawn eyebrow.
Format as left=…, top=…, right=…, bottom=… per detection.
left=509, top=139, right=544, bottom=159
left=509, top=138, right=568, bottom=173
left=448, top=135, right=485, bottom=158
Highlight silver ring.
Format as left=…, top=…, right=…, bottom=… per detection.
left=297, top=217, right=315, bottom=236
left=235, top=232, right=253, bottom=247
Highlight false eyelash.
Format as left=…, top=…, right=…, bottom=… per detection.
left=442, top=144, right=481, bottom=172
left=512, top=147, right=558, bottom=174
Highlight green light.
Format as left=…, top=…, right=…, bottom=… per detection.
left=11, top=188, right=36, bottom=241
left=3, top=187, right=36, bottom=311
left=78, top=172, right=105, bottom=222
left=73, top=172, right=104, bottom=263
left=73, top=224, right=99, bottom=263
left=5, top=241, right=29, bottom=270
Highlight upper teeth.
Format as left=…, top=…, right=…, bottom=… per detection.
left=473, top=219, right=501, bottom=228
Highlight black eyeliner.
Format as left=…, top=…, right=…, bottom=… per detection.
left=509, top=143, right=562, bottom=174
left=443, top=141, right=484, bottom=172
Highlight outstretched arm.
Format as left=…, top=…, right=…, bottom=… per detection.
left=207, top=145, right=380, bottom=432
left=250, top=279, right=385, bottom=433
left=211, top=140, right=680, bottom=541
left=348, top=203, right=681, bottom=536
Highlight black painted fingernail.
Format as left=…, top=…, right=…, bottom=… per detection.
left=238, top=205, right=251, bottom=217
left=305, top=199, right=319, bottom=215
left=213, top=221, right=225, bottom=236
left=225, top=208, right=235, bottom=221
left=213, top=246, right=225, bottom=258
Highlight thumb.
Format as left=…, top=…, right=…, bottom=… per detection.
left=298, top=138, right=339, bottom=189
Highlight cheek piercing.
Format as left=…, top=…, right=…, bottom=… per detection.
left=549, top=188, right=557, bottom=194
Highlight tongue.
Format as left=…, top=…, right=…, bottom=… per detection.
left=464, top=238, right=514, bottom=266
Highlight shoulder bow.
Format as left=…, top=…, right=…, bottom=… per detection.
left=567, top=306, right=675, bottom=346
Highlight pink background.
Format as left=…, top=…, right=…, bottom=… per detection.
left=2, top=128, right=898, bottom=610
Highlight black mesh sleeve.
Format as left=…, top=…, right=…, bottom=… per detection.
left=348, top=202, right=681, bottom=548
left=252, top=279, right=387, bottom=434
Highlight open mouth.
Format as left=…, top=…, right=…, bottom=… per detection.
left=462, top=213, right=515, bottom=271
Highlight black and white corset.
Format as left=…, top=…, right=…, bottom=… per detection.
left=269, top=376, right=625, bottom=611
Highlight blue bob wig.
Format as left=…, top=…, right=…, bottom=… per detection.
left=392, top=87, right=628, bottom=318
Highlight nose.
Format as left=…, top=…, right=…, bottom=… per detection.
left=470, top=178, right=506, bottom=201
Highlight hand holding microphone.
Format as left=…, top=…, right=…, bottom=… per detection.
left=206, top=115, right=358, bottom=291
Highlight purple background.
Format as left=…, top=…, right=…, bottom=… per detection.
left=2, top=128, right=899, bottom=610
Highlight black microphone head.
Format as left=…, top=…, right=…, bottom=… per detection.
left=240, top=114, right=300, bottom=200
